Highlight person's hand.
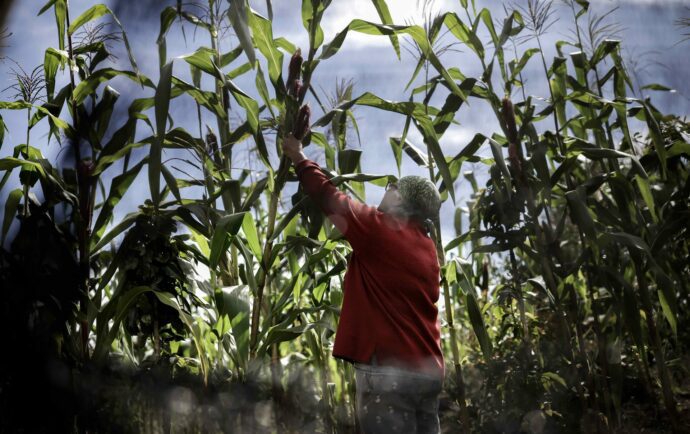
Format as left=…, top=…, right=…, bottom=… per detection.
left=282, top=134, right=306, bottom=165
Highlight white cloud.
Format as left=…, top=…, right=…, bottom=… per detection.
left=441, top=125, right=481, bottom=154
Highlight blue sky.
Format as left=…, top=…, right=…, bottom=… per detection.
left=1, top=0, right=689, bottom=248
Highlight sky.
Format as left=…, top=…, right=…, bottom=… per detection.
left=1, top=0, right=689, bottom=249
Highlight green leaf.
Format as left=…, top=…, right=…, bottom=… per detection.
left=93, top=285, right=152, bottom=362
left=541, top=372, right=567, bottom=390
left=570, top=145, right=647, bottom=178
left=161, top=164, right=182, bottom=203
left=509, top=48, right=539, bottom=82
left=634, top=175, right=658, bottom=223
left=54, top=0, right=67, bottom=51
left=273, top=37, right=296, bottom=53
left=320, top=20, right=467, bottom=102
left=92, top=158, right=146, bottom=242
left=216, top=285, right=251, bottom=366
left=73, top=69, right=153, bottom=105
left=0, top=113, right=5, bottom=151
left=94, top=141, right=145, bottom=176
left=565, top=187, right=596, bottom=238
left=209, top=212, right=248, bottom=268
left=599, top=232, right=651, bottom=256
left=0, top=101, right=32, bottom=110
left=442, top=12, right=483, bottom=58
left=488, top=138, right=512, bottom=196
left=431, top=86, right=467, bottom=137
left=90, top=211, right=139, bottom=255
left=590, top=39, right=619, bottom=67
left=639, top=101, right=668, bottom=179
left=394, top=137, right=428, bottom=167
left=2, top=189, right=22, bottom=244
left=171, top=77, right=225, bottom=119
left=640, top=83, right=674, bottom=92
left=228, top=0, right=257, bottom=66
left=338, top=149, right=362, bottom=174
left=465, top=285, right=493, bottom=360
left=369, top=0, right=400, bottom=59
left=157, top=6, right=177, bottom=64
left=254, top=62, right=275, bottom=118
left=44, top=48, right=68, bottom=101
left=619, top=273, right=644, bottom=351
left=68, top=4, right=109, bottom=34
left=179, top=47, right=222, bottom=80
left=248, top=10, right=282, bottom=86
left=38, top=0, right=59, bottom=16
left=225, top=79, right=270, bottom=167
left=0, top=101, right=70, bottom=131
left=269, top=196, right=310, bottom=243
left=241, top=212, right=262, bottom=260
left=301, top=0, right=325, bottom=49
left=260, top=320, right=332, bottom=353
left=657, top=288, right=677, bottom=338
left=0, top=158, right=46, bottom=176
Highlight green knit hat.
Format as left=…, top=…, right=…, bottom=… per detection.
left=397, top=175, right=441, bottom=221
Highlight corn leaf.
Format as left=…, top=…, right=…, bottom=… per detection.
left=67, top=4, right=140, bottom=74
left=228, top=0, right=257, bottom=66
left=241, top=212, right=262, bottom=261
left=92, top=158, right=147, bottom=243
left=73, top=69, right=153, bottom=105
left=248, top=10, right=282, bottom=86
left=320, top=20, right=467, bottom=102
left=369, top=0, right=400, bottom=59
left=2, top=189, right=22, bottom=244
left=209, top=212, right=249, bottom=268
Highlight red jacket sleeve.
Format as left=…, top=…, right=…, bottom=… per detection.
left=295, top=159, right=375, bottom=250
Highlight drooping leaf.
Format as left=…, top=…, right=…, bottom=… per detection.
left=369, top=0, right=400, bottom=59
left=565, top=187, right=596, bottom=238
left=73, top=69, right=153, bottom=105
left=248, top=10, right=282, bottom=86
left=44, top=48, right=68, bottom=102
left=2, top=189, right=22, bottom=244
left=92, top=158, right=147, bottom=242
left=209, top=212, right=249, bottom=268
left=241, top=212, right=262, bottom=260
left=228, top=0, right=257, bottom=66
left=320, top=20, right=467, bottom=102
left=225, top=79, right=270, bottom=167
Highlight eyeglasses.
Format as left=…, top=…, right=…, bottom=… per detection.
left=385, top=180, right=398, bottom=191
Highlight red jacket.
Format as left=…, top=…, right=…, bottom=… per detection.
left=296, top=159, right=444, bottom=378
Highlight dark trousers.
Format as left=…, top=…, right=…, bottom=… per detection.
left=354, top=362, right=442, bottom=434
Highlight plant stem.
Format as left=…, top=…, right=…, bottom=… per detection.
left=22, top=108, right=30, bottom=216
left=632, top=251, right=680, bottom=432
left=431, top=217, right=470, bottom=430
left=66, top=0, right=91, bottom=359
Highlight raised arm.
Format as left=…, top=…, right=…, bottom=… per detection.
left=282, top=134, right=373, bottom=249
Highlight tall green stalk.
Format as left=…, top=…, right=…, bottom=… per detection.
left=65, top=0, right=91, bottom=359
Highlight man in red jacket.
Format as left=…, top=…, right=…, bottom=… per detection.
left=282, top=134, right=444, bottom=434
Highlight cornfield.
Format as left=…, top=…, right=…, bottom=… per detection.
left=1, top=0, right=688, bottom=433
